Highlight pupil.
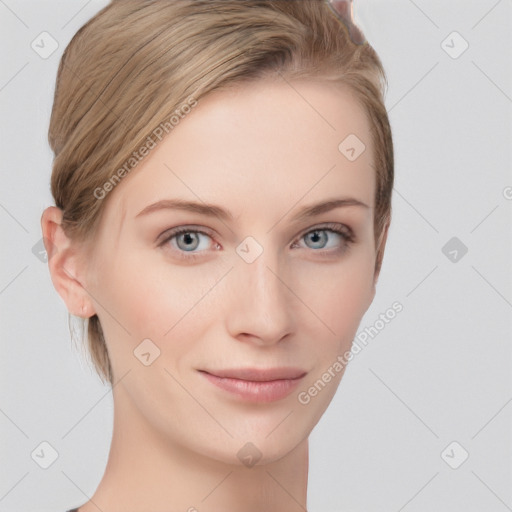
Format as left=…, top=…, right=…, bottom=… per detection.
left=181, top=232, right=196, bottom=249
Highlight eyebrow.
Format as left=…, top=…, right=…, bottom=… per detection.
left=135, top=197, right=369, bottom=222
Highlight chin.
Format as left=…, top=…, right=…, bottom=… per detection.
left=203, top=435, right=306, bottom=468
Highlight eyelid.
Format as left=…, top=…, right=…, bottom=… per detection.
left=156, top=224, right=215, bottom=245
left=297, top=222, right=354, bottom=241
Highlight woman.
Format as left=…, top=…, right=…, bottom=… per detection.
left=41, top=0, right=393, bottom=510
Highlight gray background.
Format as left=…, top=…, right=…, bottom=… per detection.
left=1, top=1, right=511, bottom=511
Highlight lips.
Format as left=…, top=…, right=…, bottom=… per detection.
left=198, top=367, right=307, bottom=403
left=201, top=367, right=307, bottom=381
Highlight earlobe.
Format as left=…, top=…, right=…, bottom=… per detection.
left=40, top=206, right=96, bottom=318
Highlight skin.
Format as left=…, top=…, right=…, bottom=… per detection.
left=42, top=77, right=388, bottom=512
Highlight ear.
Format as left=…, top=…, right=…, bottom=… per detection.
left=40, top=206, right=96, bottom=318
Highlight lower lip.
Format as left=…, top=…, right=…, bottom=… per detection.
left=199, top=372, right=305, bottom=403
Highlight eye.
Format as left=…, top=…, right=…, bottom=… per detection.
left=158, top=226, right=218, bottom=260
left=292, top=222, right=355, bottom=257
left=158, top=222, right=355, bottom=261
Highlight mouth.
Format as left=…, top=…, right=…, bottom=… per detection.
left=198, top=367, right=307, bottom=403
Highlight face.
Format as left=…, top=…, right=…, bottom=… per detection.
left=80, top=78, right=380, bottom=465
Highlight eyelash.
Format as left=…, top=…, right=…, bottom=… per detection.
left=157, top=222, right=355, bottom=261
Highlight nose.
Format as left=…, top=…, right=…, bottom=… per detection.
left=224, top=246, right=296, bottom=347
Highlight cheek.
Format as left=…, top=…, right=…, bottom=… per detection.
left=294, top=253, right=375, bottom=351
left=331, top=268, right=373, bottom=332
left=95, top=252, right=173, bottom=331
left=93, top=252, right=220, bottom=360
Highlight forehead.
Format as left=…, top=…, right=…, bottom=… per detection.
left=103, top=78, right=375, bottom=232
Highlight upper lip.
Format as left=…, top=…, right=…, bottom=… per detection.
left=199, top=367, right=307, bottom=382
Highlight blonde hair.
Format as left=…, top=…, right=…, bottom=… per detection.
left=48, top=0, right=394, bottom=386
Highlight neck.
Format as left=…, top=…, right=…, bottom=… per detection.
left=79, top=385, right=310, bottom=512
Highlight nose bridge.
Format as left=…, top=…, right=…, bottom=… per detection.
left=227, top=237, right=294, bottom=344
left=247, top=246, right=282, bottom=304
